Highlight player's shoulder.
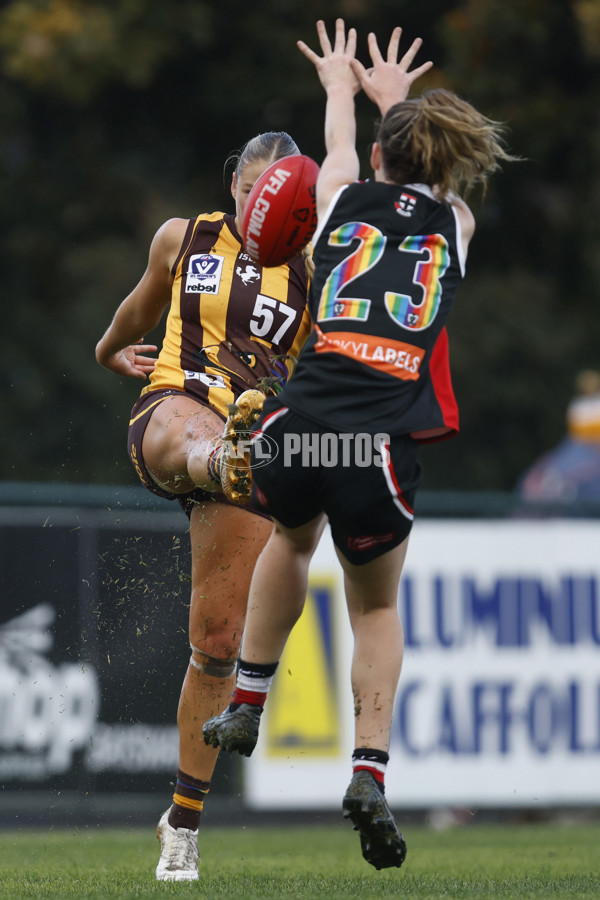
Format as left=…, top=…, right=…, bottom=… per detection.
left=153, top=213, right=227, bottom=258
left=153, top=217, right=190, bottom=250
left=446, top=194, right=475, bottom=242
left=157, top=212, right=226, bottom=241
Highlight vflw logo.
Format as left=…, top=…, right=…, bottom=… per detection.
left=186, top=254, right=225, bottom=294
left=395, top=193, right=417, bottom=217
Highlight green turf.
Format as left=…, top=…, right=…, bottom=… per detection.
left=0, top=822, right=599, bottom=899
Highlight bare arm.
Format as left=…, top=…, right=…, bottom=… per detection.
left=350, top=28, right=433, bottom=117
left=297, top=19, right=361, bottom=218
left=448, top=194, right=476, bottom=260
left=95, top=218, right=187, bottom=379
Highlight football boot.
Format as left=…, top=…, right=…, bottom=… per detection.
left=342, top=771, right=407, bottom=870
left=202, top=703, right=262, bottom=757
left=220, top=389, right=265, bottom=504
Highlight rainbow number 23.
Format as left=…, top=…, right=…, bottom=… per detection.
left=317, top=223, right=449, bottom=333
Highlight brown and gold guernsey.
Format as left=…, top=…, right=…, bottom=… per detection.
left=141, top=212, right=311, bottom=419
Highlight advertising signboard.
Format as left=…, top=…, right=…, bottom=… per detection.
left=247, top=520, right=600, bottom=809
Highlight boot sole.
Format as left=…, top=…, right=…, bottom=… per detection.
left=221, top=392, right=265, bottom=504
left=342, top=793, right=407, bottom=870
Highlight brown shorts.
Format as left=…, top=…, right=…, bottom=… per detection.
left=127, top=389, right=270, bottom=520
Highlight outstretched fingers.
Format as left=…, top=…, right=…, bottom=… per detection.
left=406, top=58, right=434, bottom=82
left=316, top=18, right=333, bottom=55
left=297, top=19, right=330, bottom=65
left=366, top=27, right=406, bottom=66
left=366, top=30, right=384, bottom=66
left=297, top=39, right=321, bottom=66
left=298, top=18, right=357, bottom=66
left=385, top=27, right=402, bottom=64
left=350, top=26, right=433, bottom=115
left=329, top=18, right=357, bottom=56
left=343, top=22, right=357, bottom=58
left=398, top=37, right=432, bottom=77
left=333, top=17, right=347, bottom=52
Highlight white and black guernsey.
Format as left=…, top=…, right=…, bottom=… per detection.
left=281, top=181, right=465, bottom=442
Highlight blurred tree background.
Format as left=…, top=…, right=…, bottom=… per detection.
left=1, top=0, right=599, bottom=491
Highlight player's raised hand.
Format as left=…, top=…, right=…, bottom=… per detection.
left=350, top=28, right=433, bottom=116
left=297, top=19, right=360, bottom=95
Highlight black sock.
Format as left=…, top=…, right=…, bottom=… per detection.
left=352, top=747, right=389, bottom=794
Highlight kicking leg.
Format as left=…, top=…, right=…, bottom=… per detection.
left=142, top=390, right=266, bottom=504
left=141, top=394, right=225, bottom=493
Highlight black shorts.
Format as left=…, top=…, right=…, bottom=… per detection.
left=128, top=389, right=269, bottom=520
left=251, top=399, right=422, bottom=564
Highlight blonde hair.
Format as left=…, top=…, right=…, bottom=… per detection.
left=226, top=132, right=300, bottom=178
left=226, top=132, right=314, bottom=277
left=377, top=89, right=516, bottom=198
left=301, top=244, right=315, bottom=279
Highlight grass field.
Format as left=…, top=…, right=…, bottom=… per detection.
left=0, top=821, right=599, bottom=899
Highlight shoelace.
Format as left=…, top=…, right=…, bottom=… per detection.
left=165, top=829, right=197, bottom=869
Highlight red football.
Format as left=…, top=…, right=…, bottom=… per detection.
left=242, top=154, right=319, bottom=267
